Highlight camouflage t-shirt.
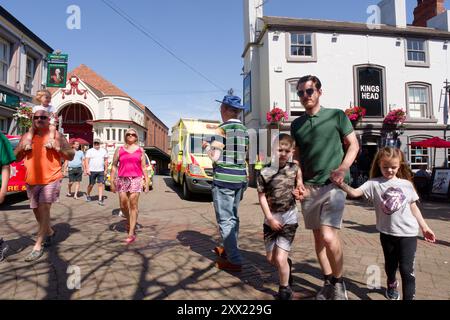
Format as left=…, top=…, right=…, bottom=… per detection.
left=257, top=162, right=298, bottom=214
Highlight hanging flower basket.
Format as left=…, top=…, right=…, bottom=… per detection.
left=13, top=102, right=33, bottom=131
left=345, top=106, right=366, bottom=127
left=266, top=107, right=288, bottom=126
left=383, top=109, right=406, bottom=126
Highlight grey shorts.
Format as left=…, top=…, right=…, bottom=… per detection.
left=301, top=184, right=347, bottom=230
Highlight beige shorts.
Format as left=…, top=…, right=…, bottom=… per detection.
left=301, top=184, right=347, bottom=230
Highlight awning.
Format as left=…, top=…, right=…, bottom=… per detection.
left=144, top=146, right=170, bottom=161
left=410, top=137, right=450, bottom=148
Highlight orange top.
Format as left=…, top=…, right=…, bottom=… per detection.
left=24, top=134, right=63, bottom=185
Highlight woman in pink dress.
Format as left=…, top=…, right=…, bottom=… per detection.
left=110, top=129, right=149, bottom=244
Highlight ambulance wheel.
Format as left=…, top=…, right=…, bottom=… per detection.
left=182, top=177, right=192, bottom=200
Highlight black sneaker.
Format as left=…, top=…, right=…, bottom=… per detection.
left=385, top=281, right=400, bottom=300
left=0, top=238, right=9, bottom=262
left=316, top=280, right=333, bottom=300
left=331, top=281, right=348, bottom=300
left=85, top=195, right=92, bottom=202
left=277, top=286, right=293, bottom=300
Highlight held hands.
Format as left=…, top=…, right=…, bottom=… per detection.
left=267, top=217, right=282, bottom=232
left=144, top=184, right=149, bottom=194
left=330, top=167, right=347, bottom=186
left=422, top=226, right=436, bottom=243
left=293, top=182, right=308, bottom=201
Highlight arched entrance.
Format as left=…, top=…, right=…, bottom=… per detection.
left=58, top=103, right=94, bottom=144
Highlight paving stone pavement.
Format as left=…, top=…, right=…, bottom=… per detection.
left=0, top=176, right=449, bottom=300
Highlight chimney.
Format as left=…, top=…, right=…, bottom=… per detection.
left=412, top=0, right=446, bottom=27
left=243, top=0, right=264, bottom=47
left=378, top=0, right=407, bottom=28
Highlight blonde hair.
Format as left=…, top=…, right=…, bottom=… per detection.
left=34, top=89, right=52, bottom=104
left=369, top=147, right=413, bottom=182
left=124, top=128, right=139, bottom=145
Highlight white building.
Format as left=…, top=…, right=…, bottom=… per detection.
left=51, top=64, right=146, bottom=160
left=243, top=0, right=450, bottom=170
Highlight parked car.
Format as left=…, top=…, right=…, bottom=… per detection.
left=5, top=135, right=27, bottom=193
left=105, top=152, right=154, bottom=190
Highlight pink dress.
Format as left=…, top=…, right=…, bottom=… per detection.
left=115, top=146, right=144, bottom=193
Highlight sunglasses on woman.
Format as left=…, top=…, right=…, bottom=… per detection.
left=297, top=88, right=316, bottom=98
left=126, top=133, right=137, bottom=137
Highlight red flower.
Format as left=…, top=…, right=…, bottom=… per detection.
left=267, top=107, right=288, bottom=124
left=345, top=106, right=366, bottom=122
left=384, top=109, right=406, bottom=125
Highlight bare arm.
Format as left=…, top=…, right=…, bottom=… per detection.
left=337, top=181, right=364, bottom=198
left=14, top=135, right=30, bottom=162
left=331, top=132, right=360, bottom=185
left=141, top=149, right=149, bottom=192
left=109, top=148, right=120, bottom=193
left=410, top=202, right=436, bottom=243
left=258, top=192, right=282, bottom=231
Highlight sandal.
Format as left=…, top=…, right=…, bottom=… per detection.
left=24, top=248, right=44, bottom=262
left=66, top=193, right=73, bottom=197
left=125, top=235, right=136, bottom=245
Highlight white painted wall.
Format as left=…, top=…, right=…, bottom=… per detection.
left=245, top=30, right=450, bottom=129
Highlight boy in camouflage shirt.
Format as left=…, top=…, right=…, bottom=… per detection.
left=257, top=134, right=302, bottom=300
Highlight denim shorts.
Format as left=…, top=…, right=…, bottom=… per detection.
left=89, top=171, right=105, bottom=185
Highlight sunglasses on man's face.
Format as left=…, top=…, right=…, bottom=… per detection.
left=34, top=116, right=48, bottom=120
left=126, top=133, right=137, bottom=137
left=297, top=88, right=316, bottom=98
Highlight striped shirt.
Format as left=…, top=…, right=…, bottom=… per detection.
left=211, top=119, right=249, bottom=190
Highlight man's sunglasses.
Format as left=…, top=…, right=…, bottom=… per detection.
left=126, top=133, right=137, bottom=137
left=33, top=116, right=48, bottom=120
left=297, top=88, right=316, bottom=98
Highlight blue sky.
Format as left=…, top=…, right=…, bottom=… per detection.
left=1, top=0, right=442, bottom=128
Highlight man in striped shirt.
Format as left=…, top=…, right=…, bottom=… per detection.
left=203, top=94, right=249, bottom=272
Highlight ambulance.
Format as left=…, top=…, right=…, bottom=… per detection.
left=170, top=118, right=220, bottom=199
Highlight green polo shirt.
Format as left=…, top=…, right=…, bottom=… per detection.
left=0, top=132, right=16, bottom=188
left=290, top=107, right=353, bottom=185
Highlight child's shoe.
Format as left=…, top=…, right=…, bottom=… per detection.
left=24, top=144, right=32, bottom=151
left=44, top=139, right=55, bottom=149
left=277, top=286, right=293, bottom=300
left=385, top=280, right=400, bottom=300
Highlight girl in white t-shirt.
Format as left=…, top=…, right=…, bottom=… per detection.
left=24, top=90, right=57, bottom=150
left=333, top=147, right=436, bottom=300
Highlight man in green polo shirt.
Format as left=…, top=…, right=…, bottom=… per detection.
left=291, top=75, right=359, bottom=300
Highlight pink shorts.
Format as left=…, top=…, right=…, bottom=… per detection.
left=115, top=176, right=143, bottom=193
left=26, top=180, right=62, bottom=209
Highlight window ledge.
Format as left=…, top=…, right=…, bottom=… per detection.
left=405, top=62, right=430, bottom=68
left=287, top=56, right=317, bottom=63
left=405, top=118, right=437, bottom=123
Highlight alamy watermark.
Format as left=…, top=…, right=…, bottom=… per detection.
left=67, top=265, right=81, bottom=290
left=366, top=264, right=381, bottom=290
left=366, top=5, right=381, bottom=30
left=66, top=5, right=81, bottom=30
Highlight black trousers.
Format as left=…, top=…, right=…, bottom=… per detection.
left=380, top=232, right=417, bottom=300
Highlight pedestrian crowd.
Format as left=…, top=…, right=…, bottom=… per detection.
left=0, top=75, right=437, bottom=300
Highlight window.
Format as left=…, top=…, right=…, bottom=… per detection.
left=406, top=39, right=429, bottom=66
left=0, top=38, right=10, bottom=83
left=286, top=78, right=305, bottom=118
left=406, top=83, right=432, bottom=119
left=118, top=129, right=122, bottom=141
left=25, top=56, right=36, bottom=94
left=112, top=129, right=116, bottom=141
left=0, top=118, right=7, bottom=133
left=287, top=32, right=316, bottom=62
left=190, top=134, right=214, bottom=155
left=410, top=145, right=429, bottom=171
left=106, top=128, right=110, bottom=141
